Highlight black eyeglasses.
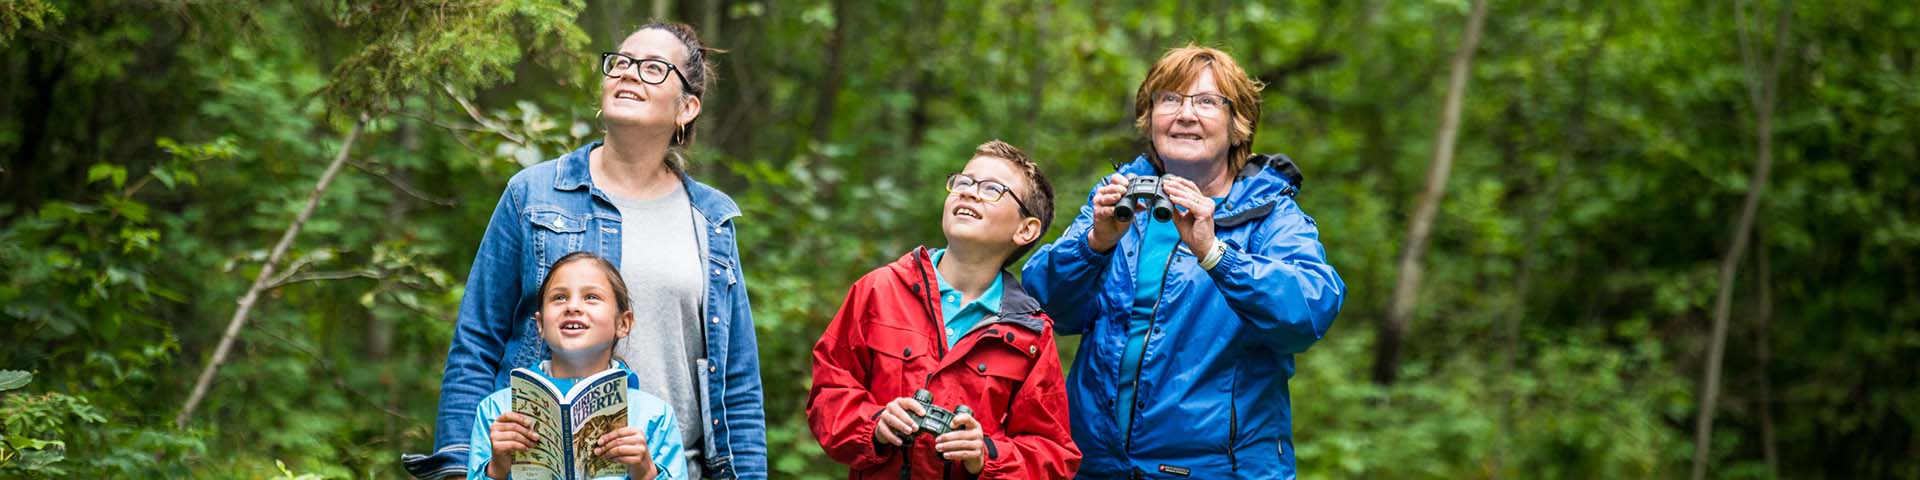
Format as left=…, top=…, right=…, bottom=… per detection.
left=947, top=173, right=1034, bottom=218
left=600, top=52, right=695, bottom=93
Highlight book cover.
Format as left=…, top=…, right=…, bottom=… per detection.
left=509, top=366, right=630, bottom=480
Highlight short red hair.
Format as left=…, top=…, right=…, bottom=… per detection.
left=1132, top=44, right=1265, bottom=172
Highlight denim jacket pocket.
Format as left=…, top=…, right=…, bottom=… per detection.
left=527, top=207, right=588, bottom=274
left=696, top=357, right=717, bottom=462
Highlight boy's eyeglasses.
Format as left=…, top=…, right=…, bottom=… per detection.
left=600, top=52, right=696, bottom=93
left=947, top=173, right=1033, bottom=218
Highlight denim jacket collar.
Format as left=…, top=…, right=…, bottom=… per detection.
left=556, top=141, right=742, bottom=226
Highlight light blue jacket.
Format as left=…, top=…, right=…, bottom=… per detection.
left=1021, top=154, right=1345, bottom=479
left=407, top=142, right=767, bottom=479
left=468, top=360, right=686, bottom=480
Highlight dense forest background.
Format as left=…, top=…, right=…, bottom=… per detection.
left=3, top=0, right=1915, bottom=478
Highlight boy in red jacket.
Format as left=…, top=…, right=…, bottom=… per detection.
left=809, top=140, right=1080, bottom=479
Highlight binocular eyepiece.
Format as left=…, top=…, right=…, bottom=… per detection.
left=904, top=389, right=973, bottom=439
left=1113, top=175, right=1175, bottom=223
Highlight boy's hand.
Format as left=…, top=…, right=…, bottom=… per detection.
left=1087, top=173, right=1131, bottom=253
left=934, top=411, right=987, bottom=474
left=873, top=396, right=929, bottom=446
left=1160, top=175, right=1218, bottom=256
left=487, top=412, right=540, bottom=479
left=595, top=426, right=658, bottom=479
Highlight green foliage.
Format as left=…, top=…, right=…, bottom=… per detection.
left=0, top=371, right=28, bottom=392
left=0, top=0, right=62, bottom=45
left=2, top=0, right=1916, bottom=478
left=0, top=388, right=103, bottom=475
left=320, top=0, right=591, bottom=114
left=276, top=459, right=327, bottom=480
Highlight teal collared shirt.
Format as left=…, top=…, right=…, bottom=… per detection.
left=930, top=248, right=1004, bottom=347
left=1117, top=197, right=1224, bottom=435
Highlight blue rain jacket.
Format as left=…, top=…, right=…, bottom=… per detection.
left=1021, top=154, right=1344, bottom=479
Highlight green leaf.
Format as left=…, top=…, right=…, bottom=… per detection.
left=0, top=370, right=30, bottom=391
left=86, top=163, right=128, bottom=188
left=151, top=167, right=176, bottom=189
left=4, top=435, right=62, bottom=451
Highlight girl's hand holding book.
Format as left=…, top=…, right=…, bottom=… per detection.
left=594, top=426, right=658, bottom=480
left=486, top=412, right=541, bottom=479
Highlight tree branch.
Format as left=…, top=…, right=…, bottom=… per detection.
left=440, top=83, right=527, bottom=146
left=1692, top=1, right=1792, bottom=477
left=177, top=116, right=368, bottom=428
left=1377, top=0, right=1489, bottom=386
left=267, top=269, right=383, bottom=290
left=1256, top=52, right=1343, bottom=88
left=349, top=159, right=457, bottom=207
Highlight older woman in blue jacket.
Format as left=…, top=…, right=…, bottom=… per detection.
left=1022, top=44, right=1345, bottom=479
left=404, top=22, right=766, bottom=479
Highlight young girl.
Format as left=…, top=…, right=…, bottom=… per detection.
left=468, top=252, right=686, bottom=480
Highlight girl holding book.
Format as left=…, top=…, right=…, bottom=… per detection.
left=469, top=252, right=685, bottom=480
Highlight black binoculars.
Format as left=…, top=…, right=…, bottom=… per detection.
left=902, top=389, right=972, bottom=439
left=1113, top=175, right=1175, bottom=223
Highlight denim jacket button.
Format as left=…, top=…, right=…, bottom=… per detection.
left=712, top=419, right=720, bottom=425
left=710, top=316, right=720, bottom=324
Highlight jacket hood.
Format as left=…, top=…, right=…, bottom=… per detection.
left=883, top=246, right=1047, bottom=333
left=1115, top=152, right=1304, bottom=227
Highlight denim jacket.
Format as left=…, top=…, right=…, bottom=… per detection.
left=404, top=141, right=768, bottom=479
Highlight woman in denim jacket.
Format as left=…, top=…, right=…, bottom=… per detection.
left=405, top=22, right=767, bottom=480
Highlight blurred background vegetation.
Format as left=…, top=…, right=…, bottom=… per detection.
left=2, top=0, right=1915, bottom=478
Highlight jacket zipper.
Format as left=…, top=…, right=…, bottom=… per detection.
left=1123, top=223, right=1178, bottom=453
left=1228, top=394, right=1239, bottom=470
left=910, top=248, right=947, bottom=480
left=914, top=249, right=948, bottom=359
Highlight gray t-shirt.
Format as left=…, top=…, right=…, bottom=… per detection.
left=606, top=185, right=707, bottom=477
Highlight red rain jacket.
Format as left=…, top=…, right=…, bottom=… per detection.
left=809, top=247, right=1080, bottom=479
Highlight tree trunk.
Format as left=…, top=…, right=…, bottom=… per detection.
left=652, top=0, right=672, bottom=21
left=1692, top=1, right=1792, bottom=478
left=1496, top=8, right=1612, bottom=476
left=1023, top=0, right=1051, bottom=148
left=601, top=2, right=628, bottom=47
left=1756, top=228, right=1778, bottom=477
left=5, top=46, right=69, bottom=208
left=702, top=0, right=721, bottom=47
left=177, top=117, right=368, bottom=428
left=1374, top=0, right=1489, bottom=385
left=897, top=0, right=944, bottom=162
left=1494, top=102, right=1542, bottom=480
left=809, top=0, right=849, bottom=144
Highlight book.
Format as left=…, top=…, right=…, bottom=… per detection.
left=509, top=366, right=630, bottom=480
